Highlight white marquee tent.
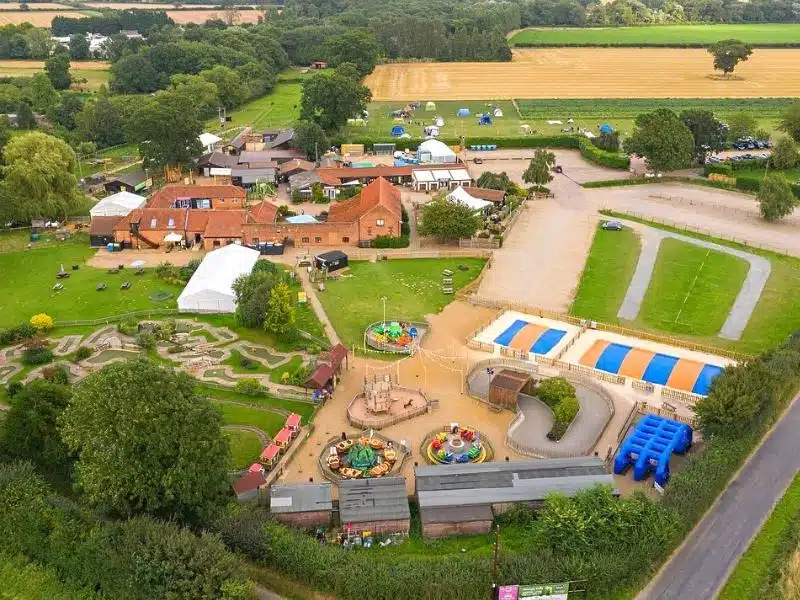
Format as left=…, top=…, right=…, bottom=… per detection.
left=447, top=186, right=492, bottom=213
left=89, top=191, right=146, bottom=217
left=199, top=132, right=223, bottom=154
left=178, top=244, right=260, bottom=314
left=416, top=139, right=457, bottom=164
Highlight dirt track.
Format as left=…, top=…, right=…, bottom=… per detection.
left=365, top=48, right=800, bottom=100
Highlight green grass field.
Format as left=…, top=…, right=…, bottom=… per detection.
left=77, top=142, right=140, bottom=179
left=215, top=401, right=286, bottom=437
left=224, top=427, right=264, bottom=470
left=510, top=24, right=800, bottom=46
left=222, top=349, right=307, bottom=383
left=317, top=258, right=486, bottom=349
left=208, top=81, right=301, bottom=137
left=636, top=238, right=749, bottom=337
left=0, top=233, right=180, bottom=329
left=571, top=225, right=641, bottom=322
left=736, top=167, right=800, bottom=186
left=196, top=383, right=316, bottom=423
left=718, top=474, right=800, bottom=600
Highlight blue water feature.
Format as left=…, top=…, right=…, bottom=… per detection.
left=692, top=364, right=724, bottom=396
left=595, top=343, right=633, bottom=374
left=642, top=353, right=680, bottom=386
left=493, top=319, right=529, bottom=347
left=531, top=329, right=566, bottom=355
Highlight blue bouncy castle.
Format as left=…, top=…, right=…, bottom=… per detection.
left=613, top=414, right=692, bottom=486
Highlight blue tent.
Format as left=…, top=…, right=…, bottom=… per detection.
left=456, top=108, right=471, bottom=117
left=478, top=114, right=492, bottom=125
left=600, top=123, right=613, bottom=134
left=391, top=125, right=405, bottom=136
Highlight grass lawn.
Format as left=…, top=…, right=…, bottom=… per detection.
left=736, top=167, right=800, bottom=186
left=196, top=383, right=316, bottom=423
left=510, top=24, right=800, bottom=46
left=571, top=225, right=641, bottom=323
left=0, top=234, right=181, bottom=329
left=602, top=210, right=800, bottom=354
left=317, top=258, right=486, bottom=349
left=718, top=474, right=800, bottom=600
left=636, top=238, right=749, bottom=337
left=207, top=81, right=301, bottom=138
left=224, top=348, right=270, bottom=374
left=77, top=142, right=140, bottom=179
left=224, top=428, right=264, bottom=470
left=267, top=354, right=304, bottom=384
left=214, top=400, right=288, bottom=437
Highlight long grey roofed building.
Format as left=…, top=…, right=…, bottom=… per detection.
left=338, top=477, right=410, bottom=524
left=270, top=483, right=333, bottom=514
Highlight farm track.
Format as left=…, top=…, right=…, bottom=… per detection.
left=365, top=48, right=800, bottom=100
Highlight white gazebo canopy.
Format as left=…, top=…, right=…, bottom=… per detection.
left=447, top=186, right=492, bottom=212
left=199, top=132, right=223, bottom=152
left=89, top=191, right=146, bottom=217
left=178, top=244, right=260, bottom=314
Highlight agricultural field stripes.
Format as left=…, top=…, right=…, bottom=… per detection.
left=364, top=49, right=800, bottom=100
left=510, top=24, right=800, bottom=47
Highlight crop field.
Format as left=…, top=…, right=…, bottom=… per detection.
left=84, top=2, right=255, bottom=8
left=365, top=48, right=800, bottom=100
left=0, top=59, right=110, bottom=91
left=510, top=24, right=800, bottom=47
left=0, top=10, right=92, bottom=25
left=165, top=9, right=263, bottom=24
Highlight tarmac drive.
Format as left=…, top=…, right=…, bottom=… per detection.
left=637, top=395, right=800, bottom=600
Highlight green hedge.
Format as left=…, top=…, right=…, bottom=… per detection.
left=729, top=158, right=769, bottom=171
left=577, top=137, right=631, bottom=169
left=704, top=164, right=734, bottom=176
left=371, top=235, right=410, bottom=248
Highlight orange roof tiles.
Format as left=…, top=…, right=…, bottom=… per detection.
left=327, top=177, right=402, bottom=224
left=202, top=210, right=245, bottom=238
left=246, top=201, right=278, bottom=224
left=148, top=184, right=245, bottom=208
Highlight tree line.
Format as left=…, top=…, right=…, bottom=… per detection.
left=51, top=10, right=174, bottom=36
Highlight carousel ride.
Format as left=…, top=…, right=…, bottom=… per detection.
left=365, top=320, right=426, bottom=354
left=324, top=431, right=402, bottom=480
left=423, top=423, right=490, bottom=465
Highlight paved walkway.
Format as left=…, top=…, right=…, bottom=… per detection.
left=298, top=268, right=339, bottom=346
left=638, top=394, right=800, bottom=600
left=617, top=219, right=771, bottom=340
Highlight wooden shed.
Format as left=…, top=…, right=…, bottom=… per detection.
left=488, top=370, right=535, bottom=407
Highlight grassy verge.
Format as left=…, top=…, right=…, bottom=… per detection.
left=316, top=258, right=486, bottom=349
left=636, top=238, right=749, bottom=337
left=224, top=348, right=270, bottom=374
left=215, top=401, right=286, bottom=438
left=196, top=383, right=315, bottom=423
left=224, top=428, right=264, bottom=470
left=602, top=210, right=800, bottom=354
left=570, top=224, right=641, bottom=323
left=718, top=474, right=800, bottom=600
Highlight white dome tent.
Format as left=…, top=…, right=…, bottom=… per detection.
left=178, top=244, right=260, bottom=314
left=416, top=139, right=457, bottom=164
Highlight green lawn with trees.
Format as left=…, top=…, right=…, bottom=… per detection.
left=571, top=225, right=642, bottom=323
left=510, top=24, right=800, bottom=46
left=317, top=258, right=486, bottom=348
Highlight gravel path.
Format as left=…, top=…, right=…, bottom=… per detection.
left=617, top=219, right=771, bottom=340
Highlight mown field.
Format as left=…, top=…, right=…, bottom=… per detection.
left=0, top=59, right=110, bottom=90
left=510, top=24, right=800, bottom=47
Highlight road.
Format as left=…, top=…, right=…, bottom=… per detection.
left=637, top=395, right=800, bottom=600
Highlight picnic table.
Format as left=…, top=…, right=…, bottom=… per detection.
left=96, top=282, right=106, bottom=291
left=120, top=281, right=131, bottom=290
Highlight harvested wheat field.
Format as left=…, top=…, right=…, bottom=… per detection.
left=85, top=2, right=226, bottom=8
left=365, top=48, right=800, bottom=100
left=0, top=2, right=70, bottom=8
left=0, top=10, right=88, bottom=26
left=166, top=9, right=263, bottom=23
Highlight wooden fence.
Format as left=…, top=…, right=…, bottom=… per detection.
left=54, top=308, right=180, bottom=328
left=632, top=379, right=655, bottom=394
left=346, top=387, right=431, bottom=429
left=459, top=237, right=500, bottom=249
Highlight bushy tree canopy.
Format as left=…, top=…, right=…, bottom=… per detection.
left=756, top=173, right=798, bottom=222
left=778, top=102, right=800, bottom=143
left=300, top=63, right=371, bottom=131
left=707, top=39, right=753, bottom=75
left=522, top=149, right=556, bottom=186
left=624, top=108, right=694, bottom=172
left=680, top=109, right=727, bottom=162
left=771, top=136, right=798, bottom=170
left=418, top=196, right=481, bottom=240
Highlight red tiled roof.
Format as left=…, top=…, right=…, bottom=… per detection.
left=114, top=208, right=187, bottom=232
left=274, top=428, right=292, bottom=444
left=318, top=172, right=343, bottom=186
left=306, top=363, right=334, bottom=389
left=248, top=463, right=264, bottom=473
left=260, top=444, right=280, bottom=461
left=232, top=470, right=267, bottom=496
left=463, top=186, right=506, bottom=202
left=279, top=159, right=314, bottom=174
left=285, top=413, right=301, bottom=429
left=246, top=201, right=278, bottom=224
left=202, top=210, right=245, bottom=238
left=327, top=177, right=402, bottom=224
left=148, top=184, right=245, bottom=208
left=185, top=210, right=211, bottom=232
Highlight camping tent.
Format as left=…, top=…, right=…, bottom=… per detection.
left=416, top=139, right=457, bottom=164
left=447, top=186, right=492, bottom=213
left=478, top=114, right=492, bottom=126
left=391, top=125, right=405, bottom=137
left=434, top=117, right=445, bottom=127
left=90, top=191, right=146, bottom=217
left=600, top=123, right=613, bottom=134
left=424, top=125, right=440, bottom=137
left=178, top=244, right=260, bottom=314
left=456, top=108, right=471, bottom=117
left=519, top=124, right=531, bottom=134
left=493, top=107, right=504, bottom=117
left=425, top=101, right=436, bottom=111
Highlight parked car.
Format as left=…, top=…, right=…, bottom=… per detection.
left=601, top=220, right=624, bottom=231
left=473, top=157, right=483, bottom=164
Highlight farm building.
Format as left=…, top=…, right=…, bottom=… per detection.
left=415, top=457, right=615, bottom=538
left=270, top=483, right=334, bottom=527
left=314, top=249, right=348, bottom=272
left=233, top=464, right=268, bottom=502
left=412, top=168, right=472, bottom=191
left=462, top=186, right=506, bottom=204
left=90, top=191, right=146, bottom=218
left=177, top=244, right=260, bottom=313
left=103, top=170, right=151, bottom=195
left=89, top=216, right=123, bottom=247
left=147, top=184, right=246, bottom=210
left=416, top=139, right=457, bottom=164
left=280, top=159, right=315, bottom=180
left=338, top=477, right=411, bottom=534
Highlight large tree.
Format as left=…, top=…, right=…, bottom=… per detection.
left=476, top=171, right=514, bottom=192
left=68, top=33, right=90, bottom=60
left=59, top=359, right=230, bottom=523
left=680, top=109, right=726, bottom=162
left=694, top=361, right=770, bottom=436
left=200, top=65, right=247, bottom=109
left=522, top=149, right=556, bottom=186
left=44, top=51, right=71, bottom=90
left=778, top=102, right=800, bottom=143
left=323, top=28, right=381, bottom=76
left=300, top=63, right=371, bottom=131
left=264, top=281, right=297, bottom=340
left=624, top=108, right=694, bottom=173
left=726, top=111, right=758, bottom=141
left=232, top=270, right=277, bottom=328
left=129, top=90, right=203, bottom=171
left=75, top=94, right=127, bottom=148
left=418, top=195, right=481, bottom=241
left=292, top=119, right=329, bottom=161
left=0, top=132, right=84, bottom=221
left=757, top=174, right=798, bottom=222
left=56, top=91, right=84, bottom=130
left=771, top=136, right=798, bottom=170
left=707, top=39, right=753, bottom=76
left=28, top=73, right=58, bottom=114
left=170, top=73, right=220, bottom=119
